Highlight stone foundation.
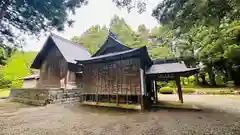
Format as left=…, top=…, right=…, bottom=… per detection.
left=9, top=88, right=83, bottom=106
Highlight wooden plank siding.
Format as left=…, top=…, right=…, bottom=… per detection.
left=37, top=45, right=80, bottom=89
left=82, top=58, right=141, bottom=104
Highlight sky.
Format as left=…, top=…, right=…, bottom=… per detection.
left=24, top=0, right=160, bottom=51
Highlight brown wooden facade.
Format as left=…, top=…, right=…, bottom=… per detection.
left=28, top=33, right=199, bottom=110
left=36, top=44, right=80, bottom=89
left=82, top=58, right=143, bottom=105
left=29, top=34, right=91, bottom=89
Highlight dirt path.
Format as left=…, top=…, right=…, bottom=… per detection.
left=0, top=95, right=240, bottom=135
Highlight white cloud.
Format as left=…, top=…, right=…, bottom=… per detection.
left=24, top=0, right=161, bottom=51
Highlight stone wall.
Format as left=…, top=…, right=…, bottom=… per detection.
left=9, top=88, right=83, bottom=106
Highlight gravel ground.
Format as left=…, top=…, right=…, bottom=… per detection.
left=0, top=95, right=240, bottom=135
left=160, top=95, right=240, bottom=114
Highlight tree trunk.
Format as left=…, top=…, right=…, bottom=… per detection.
left=194, top=74, right=199, bottom=84
left=200, top=73, right=207, bottom=85
left=226, top=64, right=232, bottom=81
left=191, top=62, right=199, bottom=85
left=207, top=66, right=216, bottom=86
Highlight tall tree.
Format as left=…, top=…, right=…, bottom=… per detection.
left=72, top=25, right=108, bottom=54
left=152, top=0, right=240, bottom=32
left=110, top=15, right=139, bottom=47
left=0, top=0, right=87, bottom=44
left=136, top=24, right=149, bottom=45
left=0, top=0, right=88, bottom=66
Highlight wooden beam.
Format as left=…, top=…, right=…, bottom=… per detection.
left=175, top=76, right=183, bottom=103
left=116, top=63, right=119, bottom=105
left=140, top=67, right=145, bottom=110
left=153, top=80, right=158, bottom=103
left=96, top=68, right=99, bottom=103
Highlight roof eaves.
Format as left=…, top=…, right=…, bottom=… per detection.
left=30, top=35, right=52, bottom=69
left=76, top=46, right=146, bottom=64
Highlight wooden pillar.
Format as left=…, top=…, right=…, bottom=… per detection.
left=116, top=62, right=119, bottom=105
left=140, top=67, right=146, bottom=110
left=175, top=76, right=183, bottom=103
left=153, top=80, right=158, bottom=103
left=96, top=68, right=99, bottom=103
left=63, top=70, right=70, bottom=90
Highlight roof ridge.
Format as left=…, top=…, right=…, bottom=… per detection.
left=50, top=33, right=90, bottom=52
left=108, top=34, right=132, bottom=49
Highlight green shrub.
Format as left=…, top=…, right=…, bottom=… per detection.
left=159, top=87, right=174, bottom=94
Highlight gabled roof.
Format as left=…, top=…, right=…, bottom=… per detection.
left=76, top=46, right=152, bottom=65
left=145, top=61, right=199, bottom=76
left=50, top=34, right=91, bottom=63
left=77, top=31, right=152, bottom=66
left=31, top=33, right=91, bottom=69
left=92, top=32, right=132, bottom=57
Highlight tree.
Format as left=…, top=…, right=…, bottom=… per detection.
left=110, top=15, right=140, bottom=48
left=152, top=0, right=240, bottom=32
left=72, top=15, right=172, bottom=60
left=136, top=24, right=149, bottom=46
left=112, top=0, right=147, bottom=13
left=72, top=25, right=108, bottom=54
left=1, top=51, right=37, bottom=88
left=0, top=0, right=87, bottom=44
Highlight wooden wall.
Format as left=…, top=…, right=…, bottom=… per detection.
left=23, top=79, right=39, bottom=88
left=82, top=58, right=141, bottom=95
left=37, top=45, right=68, bottom=88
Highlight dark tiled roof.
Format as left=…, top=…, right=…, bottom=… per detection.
left=145, top=62, right=199, bottom=75
left=92, top=32, right=132, bottom=57
left=77, top=46, right=152, bottom=65
left=31, top=33, right=91, bottom=69
left=51, top=34, right=91, bottom=63
left=20, top=74, right=39, bottom=80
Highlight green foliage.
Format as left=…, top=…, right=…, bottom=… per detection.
left=110, top=15, right=141, bottom=48
left=159, top=87, right=174, bottom=94
left=148, top=46, right=172, bottom=59
left=160, top=87, right=195, bottom=94
left=152, top=0, right=240, bottom=31
left=72, top=15, right=172, bottom=59
left=0, top=51, right=37, bottom=88
left=0, top=0, right=87, bottom=43
left=113, top=0, right=147, bottom=13
left=72, top=25, right=108, bottom=54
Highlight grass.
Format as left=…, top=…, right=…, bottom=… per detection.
left=160, top=87, right=196, bottom=94
left=0, top=89, right=10, bottom=98
left=159, top=87, right=238, bottom=95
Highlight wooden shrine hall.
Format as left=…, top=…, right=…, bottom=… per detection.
left=76, top=31, right=199, bottom=110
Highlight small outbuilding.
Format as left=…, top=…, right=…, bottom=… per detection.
left=30, top=33, right=91, bottom=89
left=20, top=74, right=39, bottom=88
